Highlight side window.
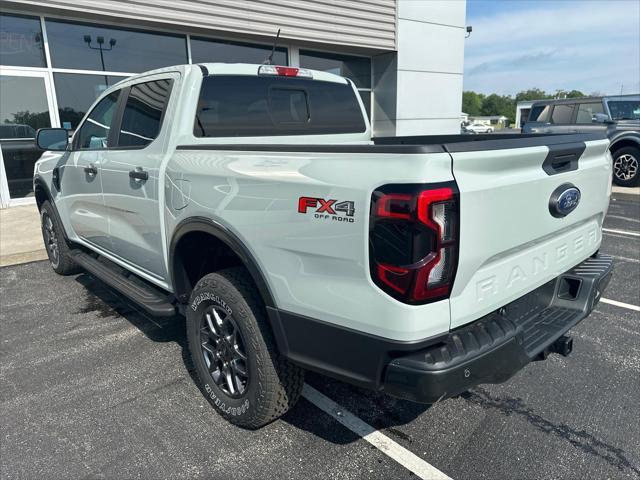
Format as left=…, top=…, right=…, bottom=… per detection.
left=75, top=91, right=120, bottom=150
left=575, top=102, right=605, bottom=123
left=118, top=79, right=172, bottom=148
left=551, top=104, right=575, bottom=124
left=529, top=105, right=551, bottom=122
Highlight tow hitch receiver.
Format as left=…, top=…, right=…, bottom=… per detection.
left=534, top=335, right=574, bottom=361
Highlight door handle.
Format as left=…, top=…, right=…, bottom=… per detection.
left=84, top=164, right=98, bottom=177
left=129, top=167, right=149, bottom=182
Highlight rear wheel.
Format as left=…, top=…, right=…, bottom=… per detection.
left=186, top=267, right=304, bottom=428
left=612, top=146, right=640, bottom=187
left=40, top=200, right=81, bottom=275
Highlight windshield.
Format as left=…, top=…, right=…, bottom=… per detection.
left=606, top=100, right=640, bottom=120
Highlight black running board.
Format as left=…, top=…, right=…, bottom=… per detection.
left=70, top=250, right=176, bottom=317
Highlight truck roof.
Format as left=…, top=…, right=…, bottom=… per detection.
left=531, top=93, right=639, bottom=107
left=110, top=63, right=349, bottom=90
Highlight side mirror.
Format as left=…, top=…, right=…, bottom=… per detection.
left=36, top=128, right=68, bottom=151
left=592, top=113, right=612, bottom=124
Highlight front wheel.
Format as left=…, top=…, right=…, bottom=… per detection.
left=612, top=146, right=640, bottom=187
left=186, top=267, right=304, bottom=428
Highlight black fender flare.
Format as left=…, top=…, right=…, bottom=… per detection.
left=33, top=174, right=53, bottom=209
left=609, top=132, right=640, bottom=153
left=33, top=174, right=74, bottom=243
left=169, top=216, right=277, bottom=308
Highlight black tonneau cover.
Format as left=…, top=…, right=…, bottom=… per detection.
left=177, top=133, right=608, bottom=155
left=374, top=132, right=608, bottom=152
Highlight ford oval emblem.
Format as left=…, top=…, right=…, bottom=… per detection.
left=549, top=183, right=581, bottom=218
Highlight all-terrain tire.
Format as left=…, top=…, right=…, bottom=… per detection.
left=186, top=267, right=304, bottom=428
left=612, top=146, right=640, bottom=187
left=40, top=200, right=81, bottom=275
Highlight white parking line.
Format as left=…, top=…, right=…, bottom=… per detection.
left=602, top=228, right=640, bottom=237
left=609, top=253, right=640, bottom=263
left=600, top=298, right=640, bottom=312
left=302, top=384, right=452, bottom=480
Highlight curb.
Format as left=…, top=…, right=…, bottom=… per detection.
left=0, top=250, right=48, bottom=267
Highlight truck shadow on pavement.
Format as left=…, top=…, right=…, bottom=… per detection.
left=73, top=272, right=430, bottom=444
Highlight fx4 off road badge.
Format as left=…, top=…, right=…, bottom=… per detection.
left=298, top=196, right=355, bottom=223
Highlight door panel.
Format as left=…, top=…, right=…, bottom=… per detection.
left=59, top=149, right=111, bottom=250
left=59, top=90, right=121, bottom=249
left=101, top=77, right=175, bottom=279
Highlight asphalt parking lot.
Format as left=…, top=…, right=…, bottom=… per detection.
left=1, top=192, right=639, bottom=480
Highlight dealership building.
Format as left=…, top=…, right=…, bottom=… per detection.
left=0, top=0, right=466, bottom=208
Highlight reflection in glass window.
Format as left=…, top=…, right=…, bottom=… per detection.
left=45, top=19, right=187, bottom=72
left=75, top=91, right=120, bottom=150
left=191, top=37, right=287, bottom=65
left=118, top=79, right=171, bottom=148
left=299, top=50, right=371, bottom=89
left=0, top=13, right=46, bottom=67
left=0, top=75, right=51, bottom=198
left=0, top=76, right=51, bottom=133
left=270, top=89, right=309, bottom=124
left=54, top=73, right=127, bottom=131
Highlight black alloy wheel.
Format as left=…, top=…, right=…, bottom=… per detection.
left=200, top=305, right=249, bottom=398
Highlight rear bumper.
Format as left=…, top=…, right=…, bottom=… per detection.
left=382, top=253, right=614, bottom=402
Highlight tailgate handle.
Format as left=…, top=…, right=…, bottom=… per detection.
left=542, top=142, right=586, bottom=175
left=551, top=153, right=575, bottom=171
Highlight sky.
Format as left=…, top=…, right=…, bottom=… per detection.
left=463, top=0, right=640, bottom=96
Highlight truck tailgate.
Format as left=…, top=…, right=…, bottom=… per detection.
left=448, top=136, right=611, bottom=329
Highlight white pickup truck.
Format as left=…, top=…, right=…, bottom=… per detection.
left=34, top=63, right=614, bottom=428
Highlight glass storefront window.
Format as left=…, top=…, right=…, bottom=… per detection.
left=0, top=13, right=46, bottom=67
left=191, top=37, right=287, bottom=65
left=299, top=50, right=371, bottom=89
left=0, top=75, right=52, bottom=199
left=45, top=19, right=187, bottom=72
left=53, top=73, right=127, bottom=131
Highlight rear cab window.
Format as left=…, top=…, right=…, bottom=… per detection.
left=118, top=78, right=172, bottom=148
left=193, top=75, right=366, bottom=137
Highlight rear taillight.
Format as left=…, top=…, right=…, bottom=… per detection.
left=369, top=183, right=459, bottom=304
left=257, top=65, right=313, bottom=78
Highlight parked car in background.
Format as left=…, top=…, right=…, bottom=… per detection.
left=463, top=122, right=494, bottom=134
left=523, top=95, right=640, bottom=187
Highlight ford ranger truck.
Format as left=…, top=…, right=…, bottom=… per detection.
left=33, top=63, right=614, bottom=428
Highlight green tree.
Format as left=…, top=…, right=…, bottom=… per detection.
left=565, top=89, right=586, bottom=98
left=462, top=91, right=484, bottom=116
left=515, top=88, right=551, bottom=102
left=480, top=94, right=516, bottom=123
